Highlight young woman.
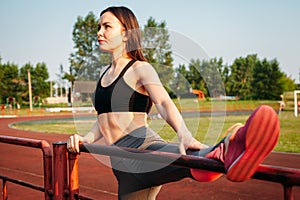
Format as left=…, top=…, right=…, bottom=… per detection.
left=67, top=6, right=280, bottom=200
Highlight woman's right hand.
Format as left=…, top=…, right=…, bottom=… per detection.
left=67, top=134, right=83, bottom=153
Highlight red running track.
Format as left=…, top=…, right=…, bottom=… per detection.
left=0, top=114, right=300, bottom=200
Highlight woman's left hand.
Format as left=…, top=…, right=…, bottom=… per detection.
left=188, top=138, right=209, bottom=150
left=179, top=138, right=209, bottom=155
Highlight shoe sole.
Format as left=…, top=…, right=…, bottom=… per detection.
left=226, top=105, right=280, bottom=181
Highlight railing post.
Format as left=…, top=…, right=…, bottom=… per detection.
left=53, top=142, right=68, bottom=200
left=283, top=185, right=294, bottom=200
left=2, top=179, right=7, bottom=200
left=68, top=152, right=79, bottom=200
left=41, top=140, right=53, bottom=200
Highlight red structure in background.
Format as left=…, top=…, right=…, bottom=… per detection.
left=191, top=89, right=205, bottom=99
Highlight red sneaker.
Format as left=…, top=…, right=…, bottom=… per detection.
left=190, top=123, right=243, bottom=182
left=224, top=105, right=280, bottom=181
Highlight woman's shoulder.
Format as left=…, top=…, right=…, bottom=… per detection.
left=133, top=60, right=150, bottom=67
left=132, top=60, right=155, bottom=72
left=131, top=60, right=160, bottom=82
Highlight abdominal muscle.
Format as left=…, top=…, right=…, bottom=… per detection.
left=97, top=112, right=148, bottom=145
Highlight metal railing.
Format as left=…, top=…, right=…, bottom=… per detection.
left=65, top=142, right=300, bottom=200
left=0, top=135, right=53, bottom=200
left=1, top=136, right=300, bottom=200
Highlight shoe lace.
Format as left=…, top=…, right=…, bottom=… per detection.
left=222, top=123, right=244, bottom=138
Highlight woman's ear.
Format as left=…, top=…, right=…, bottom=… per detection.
left=122, top=30, right=128, bottom=42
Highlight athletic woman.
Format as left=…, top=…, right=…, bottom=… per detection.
left=67, top=6, right=280, bottom=200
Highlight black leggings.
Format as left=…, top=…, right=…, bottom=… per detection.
left=110, top=127, right=219, bottom=196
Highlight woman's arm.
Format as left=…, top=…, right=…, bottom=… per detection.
left=135, top=62, right=208, bottom=152
left=67, top=120, right=103, bottom=153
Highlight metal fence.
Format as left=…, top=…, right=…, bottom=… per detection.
left=0, top=135, right=52, bottom=200
left=1, top=136, right=300, bottom=200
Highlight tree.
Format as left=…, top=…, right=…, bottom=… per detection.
left=142, top=17, right=174, bottom=89
left=251, top=58, right=284, bottom=100
left=221, top=64, right=231, bottom=95
left=34, top=63, right=50, bottom=98
left=227, top=54, right=257, bottom=99
left=183, top=58, right=226, bottom=98
left=170, top=64, right=191, bottom=99
left=205, top=58, right=226, bottom=97
left=19, top=63, right=50, bottom=101
left=186, top=59, right=207, bottom=95
left=279, top=73, right=297, bottom=93
left=0, top=62, right=20, bottom=104
left=0, top=60, right=50, bottom=105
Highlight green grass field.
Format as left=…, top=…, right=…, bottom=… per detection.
left=10, top=99, right=300, bottom=153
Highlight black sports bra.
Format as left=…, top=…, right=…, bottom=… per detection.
left=94, top=60, right=152, bottom=115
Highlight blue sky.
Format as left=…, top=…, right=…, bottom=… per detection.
left=1, top=0, right=299, bottom=83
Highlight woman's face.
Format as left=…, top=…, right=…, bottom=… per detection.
left=97, top=12, right=125, bottom=53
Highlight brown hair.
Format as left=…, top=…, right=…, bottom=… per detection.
left=100, top=6, right=147, bottom=61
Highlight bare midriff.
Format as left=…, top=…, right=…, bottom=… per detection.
left=97, top=112, right=148, bottom=145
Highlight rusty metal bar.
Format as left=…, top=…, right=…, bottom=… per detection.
left=80, top=143, right=225, bottom=172
left=2, top=135, right=298, bottom=200
left=0, top=175, right=44, bottom=192
left=78, top=143, right=300, bottom=200
left=2, top=179, right=7, bottom=200
left=53, top=142, right=69, bottom=200
left=253, top=165, right=300, bottom=187
left=283, top=185, right=294, bottom=200
left=41, top=140, right=53, bottom=200
left=0, top=135, right=53, bottom=200
left=68, top=152, right=79, bottom=200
